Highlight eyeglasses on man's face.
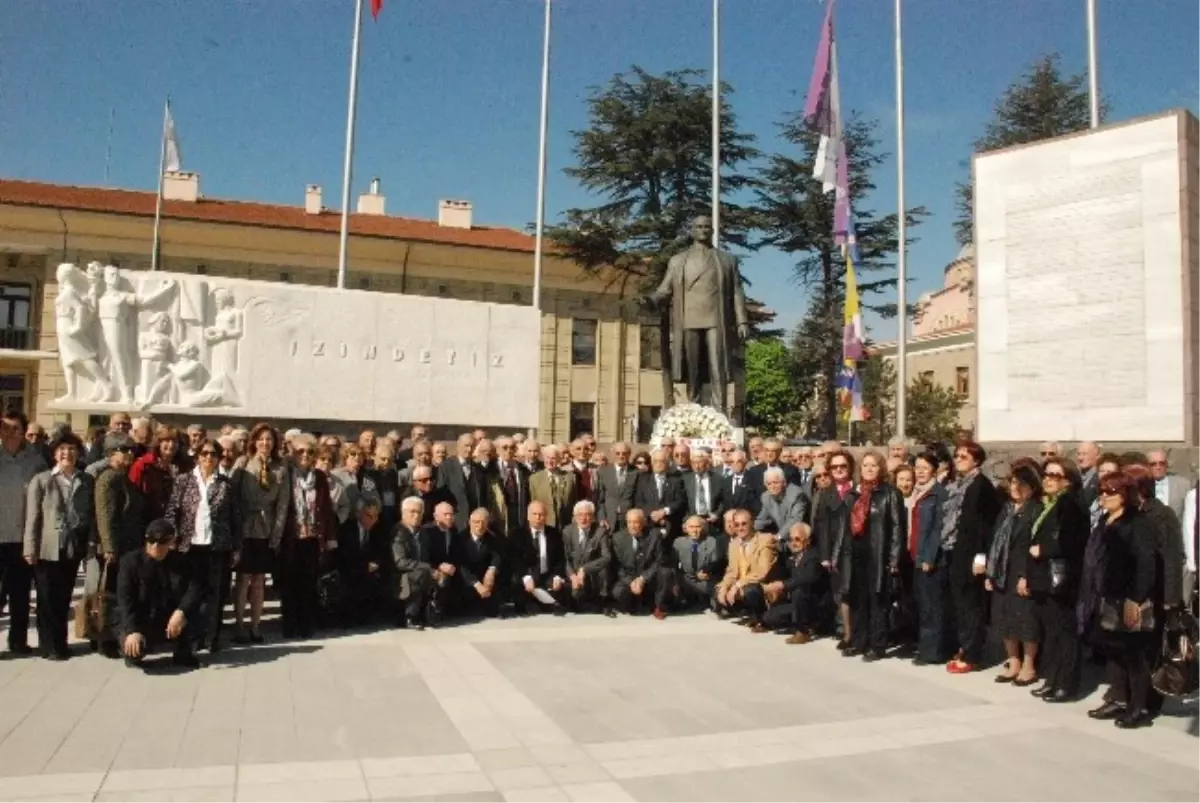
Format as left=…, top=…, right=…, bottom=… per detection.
left=198, top=451, right=218, bottom=459
left=1044, top=471, right=1065, bottom=480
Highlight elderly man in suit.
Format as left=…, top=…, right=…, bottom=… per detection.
left=562, top=500, right=614, bottom=616
left=485, top=436, right=530, bottom=536
left=1075, top=441, right=1102, bottom=508
left=510, top=501, right=567, bottom=615
left=437, top=434, right=487, bottom=531
left=745, top=438, right=801, bottom=496
left=683, top=448, right=725, bottom=535
left=673, top=515, right=723, bottom=611
left=1148, top=450, right=1189, bottom=521
left=596, top=442, right=638, bottom=532
left=335, top=493, right=387, bottom=626
left=761, top=523, right=825, bottom=643
left=529, top=445, right=578, bottom=530
left=567, top=439, right=598, bottom=503
left=612, top=509, right=670, bottom=618
left=417, top=501, right=461, bottom=621
left=722, top=449, right=758, bottom=518
left=392, top=496, right=436, bottom=630
left=633, top=450, right=687, bottom=543
left=755, top=467, right=807, bottom=545
left=715, top=508, right=779, bottom=630
left=455, top=508, right=506, bottom=618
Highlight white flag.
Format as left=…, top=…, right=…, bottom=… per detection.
left=163, top=104, right=182, bottom=173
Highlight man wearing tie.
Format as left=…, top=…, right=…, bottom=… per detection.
left=673, top=515, right=723, bottom=610
left=561, top=500, right=614, bottom=616
left=437, top=434, right=487, bottom=531
left=391, top=496, right=435, bottom=630
left=416, top=501, right=460, bottom=621
left=335, top=493, right=387, bottom=626
left=488, top=436, right=530, bottom=536
left=794, top=447, right=816, bottom=499
left=633, top=450, right=687, bottom=543
left=568, top=439, right=597, bottom=502
left=528, top=445, right=578, bottom=529
left=611, top=509, right=670, bottom=619
left=722, top=449, right=758, bottom=517
left=684, top=448, right=726, bottom=536
left=510, top=501, right=567, bottom=615
left=596, top=442, right=638, bottom=531
left=745, top=438, right=801, bottom=496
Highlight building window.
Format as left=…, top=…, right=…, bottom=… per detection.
left=955, top=366, right=970, bottom=397
left=0, top=283, right=32, bottom=350
left=637, top=405, right=661, bottom=441
left=572, top=319, right=597, bottom=366
left=639, top=324, right=663, bottom=371
left=0, top=374, right=25, bottom=414
left=279, top=272, right=292, bottom=283
left=195, top=265, right=208, bottom=275
left=359, top=276, right=371, bottom=289
left=569, top=403, right=595, bottom=441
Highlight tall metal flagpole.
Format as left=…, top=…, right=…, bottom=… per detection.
left=533, top=0, right=552, bottom=311
left=711, top=0, right=721, bottom=247
left=104, top=106, right=115, bottom=186
left=151, top=97, right=170, bottom=272
left=1086, top=0, right=1100, bottom=128
left=894, top=0, right=908, bottom=440
left=337, top=0, right=366, bottom=290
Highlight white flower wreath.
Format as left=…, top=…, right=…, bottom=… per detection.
left=649, top=403, right=734, bottom=447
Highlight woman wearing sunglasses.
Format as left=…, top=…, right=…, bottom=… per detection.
left=280, top=434, right=336, bottom=640
left=632, top=451, right=652, bottom=473
left=908, top=451, right=949, bottom=665
left=810, top=450, right=857, bottom=651
left=985, top=464, right=1043, bottom=686
left=165, top=437, right=240, bottom=654
left=1027, top=456, right=1088, bottom=702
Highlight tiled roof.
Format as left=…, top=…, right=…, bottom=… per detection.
left=0, top=178, right=541, bottom=254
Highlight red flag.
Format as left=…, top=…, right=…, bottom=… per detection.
left=371, top=0, right=382, bottom=20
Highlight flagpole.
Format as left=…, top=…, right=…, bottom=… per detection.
left=533, top=0, right=551, bottom=312
left=1086, top=0, right=1100, bottom=128
left=711, top=0, right=721, bottom=247
left=894, top=0, right=907, bottom=440
left=337, top=0, right=366, bottom=290
left=104, top=106, right=115, bottom=186
left=151, top=97, right=170, bottom=273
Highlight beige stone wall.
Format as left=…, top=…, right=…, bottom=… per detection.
left=1180, top=112, right=1199, bottom=446
left=0, top=204, right=667, bottom=438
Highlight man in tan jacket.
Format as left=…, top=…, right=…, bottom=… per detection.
left=715, top=508, right=778, bottom=631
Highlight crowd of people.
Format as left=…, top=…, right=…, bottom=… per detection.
left=2, top=409, right=1197, bottom=730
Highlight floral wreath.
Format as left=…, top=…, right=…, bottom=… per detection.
left=649, top=403, right=734, bottom=447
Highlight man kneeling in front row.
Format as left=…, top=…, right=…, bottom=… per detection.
left=612, top=509, right=671, bottom=619
left=714, top=508, right=778, bottom=631
left=117, top=519, right=202, bottom=670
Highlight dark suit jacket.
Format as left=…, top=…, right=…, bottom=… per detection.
left=562, top=523, right=611, bottom=577
left=455, top=530, right=505, bottom=588
left=611, top=529, right=663, bottom=584
left=417, top=523, right=458, bottom=567
left=633, top=472, right=687, bottom=539
left=683, top=469, right=727, bottom=522
left=746, top=462, right=802, bottom=496
left=722, top=472, right=759, bottom=517
left=115, top=549, right=201, bottom=638
left=781, top=547, right=823, bottom=593
left=672, top=534, right=723, bottom=581
left=337, top=516, right=387, bottom=579
left=486, top=461, right=532, bottom=533
left=596, top=464, right=639, bottom=529
left=510, top=525, right=566, bottom=585
left=437, top=457, right=488, bottom=530
left=412, top=487, right=456, bottom=526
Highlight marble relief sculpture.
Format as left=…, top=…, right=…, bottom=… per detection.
left=52, top=263, right=244, bottom=412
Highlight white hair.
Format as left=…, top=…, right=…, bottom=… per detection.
left=573, top=500, right=595, bottom=516
left=131, top=417, right=151, bottom=431
left=401, top=496, right=425, bottom=514
left=764, top=467, right=785, bottom=483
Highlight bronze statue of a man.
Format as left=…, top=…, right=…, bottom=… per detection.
left=643, top=216, right=748, bottom=414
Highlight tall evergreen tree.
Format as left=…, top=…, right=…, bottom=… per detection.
left=753, top=113, right=924, bottom=437
left=954, top=54, right=1101, bottom=245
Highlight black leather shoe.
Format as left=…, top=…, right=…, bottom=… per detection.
left=7, top=644, right=33, bottom=658
left=835, top=639, right=850, bottom=652
left=1030, top=683, right=1053, bottom=698
left=1114, top=709, right=1153, bottom=729
left=172, top=651, right=201, bottom=669
left=603, top=607, right=617, bottom=619
left=1087, top=701, right=1125, bottom=720
left=1012, top=676, right=1038, bottom=688
left=912, top=657, right=929, bottom=667
left=862, top=650, right=885, bottom=663
left=842, top=647, right=863, bottom=658
left=1044, top=689, right=1075, bottom=703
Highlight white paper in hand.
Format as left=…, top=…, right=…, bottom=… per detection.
left=532, top=588, right=558, bottom=606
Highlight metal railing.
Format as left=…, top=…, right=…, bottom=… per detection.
left=0, top=328, right=34, bottom=350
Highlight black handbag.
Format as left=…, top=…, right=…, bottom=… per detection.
left=1098, top=597, right=1155, bottom=633
left=318, top=569, right=344, bottom=611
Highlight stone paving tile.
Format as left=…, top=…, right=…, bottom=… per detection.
left=238, top=758, right=363, bottom=784
left=486, top=765, right=555, bottom=791
left=235, top=776, right=369, bottom=802
left=101, top=764, right=236, bottom=792
left=0, top=771, right=104, bottom=800
left=561, top=780, right=636, bottom=802
left=359, top=752, right=480, bottom=779
left=501, top=786, right=569, bottom=803
left=96, top=784, right=236, bottom=802
left=365, top=770, right=494, bottom=800
left=474, top=748, right=539, bottom=772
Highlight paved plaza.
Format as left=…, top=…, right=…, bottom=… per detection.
left=0, top=611, right=1194, bottom=802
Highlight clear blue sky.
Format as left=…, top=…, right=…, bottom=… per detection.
left=2, top=0, right=1196, bottom=335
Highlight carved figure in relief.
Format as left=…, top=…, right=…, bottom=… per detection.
left=53, top=263, right=111, bottom=403
left=141, top=341, right=235, bottom=409
left=136, top=312, right=174, bottom=404
left=204, top=288, right=244, bottom=382
left=95, top=263, right=176, bottom=403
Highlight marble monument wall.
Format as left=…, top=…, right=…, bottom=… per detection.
left=975, top=110, right=1197, bottom=444
left=48, top=266, right=541, bottom=427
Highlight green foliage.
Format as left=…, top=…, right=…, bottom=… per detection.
left=954, top=54, right=1102, bottom=245
left=857, top=354, right=963, bottom=445
left=744, top=338, right=798, bottom=433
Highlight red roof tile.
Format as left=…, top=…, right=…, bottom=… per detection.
left=0, top=178, right=541, bottom=254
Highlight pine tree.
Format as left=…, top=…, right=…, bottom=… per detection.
left=753, top=113, right=924, bottom=437
left=954, top=54, right=1101, bottom=245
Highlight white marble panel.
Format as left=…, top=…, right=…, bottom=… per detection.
left=48, top=269, right=541, bottom=427
left=974, top=112, right=1192, bottom=442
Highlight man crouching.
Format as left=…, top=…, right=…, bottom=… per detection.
left=117, top=519, right=202, bottom=670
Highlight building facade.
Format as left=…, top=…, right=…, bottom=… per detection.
left=0, top=175, right=670, bottom=442
left=874, top=244, right=977, bottom=430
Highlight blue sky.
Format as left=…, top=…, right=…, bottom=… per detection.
left=2, top=0, right=1196, bottom=336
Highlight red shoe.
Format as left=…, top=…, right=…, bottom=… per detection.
left=652, top=608, right=667, bottom=620
left=946, top=659, right=977, bottom=675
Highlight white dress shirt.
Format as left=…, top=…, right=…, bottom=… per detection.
left=192, top=467, right=216, bottom=547
left=523, top=528, right=558, bottom=585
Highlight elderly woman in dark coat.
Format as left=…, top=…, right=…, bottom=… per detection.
left=279, top=434, right=336, bottom=640
left=985, top=464, right=1044, bottom=686
left=165, top=437, right=240, bottom=653
left=811, top=450, right=857, bottom=649
left=829, top=451, right=904, bottom=662
left=909, top=451, right=949, bottom=665
left=942, top=441, right=1002, bottom=674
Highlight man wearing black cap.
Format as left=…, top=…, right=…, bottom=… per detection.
left=94, top=433, right=144, bottom=657
left=116, top=519, right=202, bottom=669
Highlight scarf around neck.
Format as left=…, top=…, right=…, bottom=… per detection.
left=851, top=480, right=877, bottom=537
left=293, top=467, right=319, bottom=538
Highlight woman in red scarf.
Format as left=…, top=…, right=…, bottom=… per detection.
left=837, top=451, right=905, bottom=661
left=128, top=425, right=180, bottom=523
